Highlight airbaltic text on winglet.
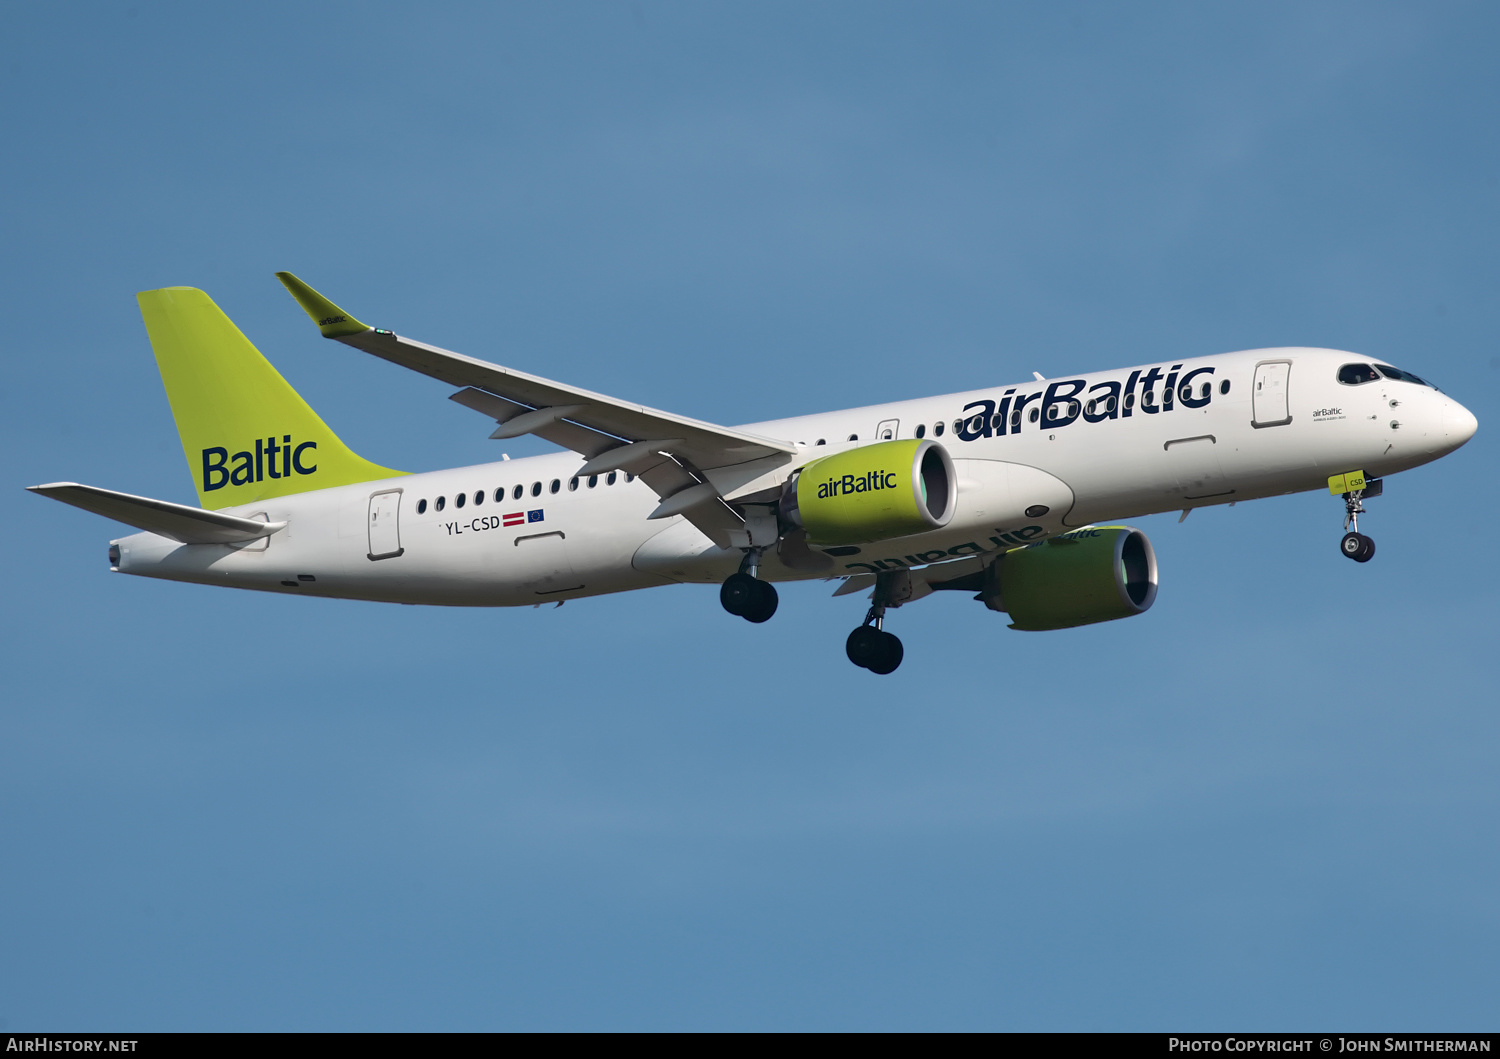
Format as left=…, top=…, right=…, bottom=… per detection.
left=201, top=437, right=317, bottom=491
left=318, top=315, right=346, bottom=326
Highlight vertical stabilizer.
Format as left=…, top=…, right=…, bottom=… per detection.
left=138, top=286, right=403, bottom=508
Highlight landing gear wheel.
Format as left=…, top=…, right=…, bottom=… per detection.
left=846, top=627, right=903, bottom=674
left=742, top=579, right=779, bottom=623
left=720, top=572, right=757, bottom=616
left=866, top=631, right=904, bottom=675
left=846, top=625, right=882, bottom=668
left=721, top=573, right=778, bottom=622
left=1340, top=532, right=1376, bottom=563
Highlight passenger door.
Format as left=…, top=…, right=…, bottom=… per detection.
left=367, top=490, right=404, bottom=560
left=1252, top=360, right=1292, bottom=428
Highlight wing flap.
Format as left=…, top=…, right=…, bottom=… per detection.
left=27, top=483, right=284, bottom=544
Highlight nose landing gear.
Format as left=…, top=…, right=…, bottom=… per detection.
left=1333, top=473, right=1382, bottom=563
left=720, top=548, right=779, bottom=623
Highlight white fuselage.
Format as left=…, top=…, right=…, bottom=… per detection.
left=111, top=348, right=1477, bottom=605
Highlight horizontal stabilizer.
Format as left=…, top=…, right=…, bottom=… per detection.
left=27, top=483, right=285, bottom=544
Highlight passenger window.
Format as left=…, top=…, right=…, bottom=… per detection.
left=1010, top=411, right=1020, bottom=429
left=569, top=477, right=579, bottom=491
left=934, top=422, right=944, bottom=437
left=607, top=472, right=617, bottom=485
left=1108, top=396, right=1117, bottom=412
left=1219, top=379, right=1230, bottom=395
left=1085, top=400, right=1095, bottom=416
left=914, top=424, right=926, bottom=438
left=1125, top=393, right=1136, bottom=408
left=1028, top=408, right=1040, bottom=423
left=1200, top=382, right=1211, bottom=399
left=436, top=496, right=446, bottom=511
left=849, top=433, right=860, bottom=441
left=815, top=438, right=826, bottom=445
left=513, top=484, right=524, bottom=500
left=416, top=499, right=428, bottom=514
left=1142, top=391, right=1155, bottom=408
left=473, top=490, right=484, bottom=505
left=455, top=493, right=466, bottom=508
left=531, top=482, right=542, bottom=497
left=494, top=487, right=505, bottom=503
left=1339, top=363, right=1381, bottom=385
left=587, top=475, right=598, bottom=488
left=549, top=479, right=560, bottom=494
left=625, top=473, right=635, bottom=482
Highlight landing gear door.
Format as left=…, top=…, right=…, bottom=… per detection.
left=367, top=489, right=404, bottom=560
left=1252, top=360, right=1292, bottom=428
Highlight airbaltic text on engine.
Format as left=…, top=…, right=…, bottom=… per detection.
left=816, top=470, right=899, bottom=498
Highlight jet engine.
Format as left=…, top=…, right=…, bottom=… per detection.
left=981, top=526, right=1157, bottom=630
left=781, top=439, right=957, bottom=546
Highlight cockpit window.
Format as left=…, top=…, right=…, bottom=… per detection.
left=1374, top=364, right=1429, bottom=387
left=1338, top=363, right=1381, bottom=385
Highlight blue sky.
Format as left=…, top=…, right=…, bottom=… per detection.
left=2, top=1, right=1496, bottom=1030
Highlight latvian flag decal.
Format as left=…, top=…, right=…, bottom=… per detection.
left=503, top=511, right=526, bottom=527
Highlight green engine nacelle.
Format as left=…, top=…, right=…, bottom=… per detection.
left=984, top=526, right=1158, bottom=631
left=783, top=439, right=957, bottom=546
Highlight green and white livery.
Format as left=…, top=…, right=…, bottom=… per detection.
left=31, top=275, right=1479, bottom=674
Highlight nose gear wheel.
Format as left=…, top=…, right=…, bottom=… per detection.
left=1337, top=477, right=1381, bottom=563
left=1340, top=532, right=1375, bottom=563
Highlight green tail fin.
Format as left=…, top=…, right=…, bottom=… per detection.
left=138, top=286, right=404, bottom=508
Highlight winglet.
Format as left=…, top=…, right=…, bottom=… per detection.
left=275, top=272, right=370, bottom=338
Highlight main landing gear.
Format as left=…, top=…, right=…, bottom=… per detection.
left=720, top=549, right=778, bottom=623
left=1338, top=477, right=1382, bottom=563
left=847, top=617, right=903, bottom=675
left=846, top=573, right=905, bottom=675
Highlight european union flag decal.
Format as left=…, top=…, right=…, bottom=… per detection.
left=527, top=509, right=544, bottom=523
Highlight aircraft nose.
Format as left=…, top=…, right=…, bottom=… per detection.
left=1442, top=396, right=1478, bottom=449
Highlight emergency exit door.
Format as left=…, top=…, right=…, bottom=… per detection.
left=1252, top=360, right=1292, bottom=428
left=367, top=490, right=404, bottom=560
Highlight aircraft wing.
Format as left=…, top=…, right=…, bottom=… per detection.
left=277, top=273, right=798, bottom=546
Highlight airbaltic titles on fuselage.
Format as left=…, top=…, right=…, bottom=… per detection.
left=949, top=362, right=1218, bottom=441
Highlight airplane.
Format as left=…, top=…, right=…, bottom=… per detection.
left=29, top=275, right=1479, bottom=674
